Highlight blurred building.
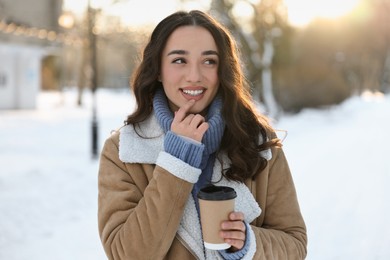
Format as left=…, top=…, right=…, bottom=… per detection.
left=0, top=0, right=63, bottom=109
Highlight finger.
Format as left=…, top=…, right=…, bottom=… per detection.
left=221, top=212, right=246, bottom=232
left=173, top=99, right=196, bottom=123
left=220, top=230, right=246, bottom=241
left=224, top=238, right=245, bottom=251
left=192, top=122, right=209, bottom=142
left=229, top=212, right=245, bottom=221
left=196, top=122, right=209, bottom=135
left=221, top=220, right=246, bottom=232
left=189, top=114, right=206, bottom=128
left=181, top=114, right=195, bottom=125
left=219, top=230, right=246, bottom=250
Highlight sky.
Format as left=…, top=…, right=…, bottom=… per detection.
left=0, top=88, right=389, bottom=259
left=63, top=0, right=362, bottom=28
left=284, top=0, right=361, bottom=26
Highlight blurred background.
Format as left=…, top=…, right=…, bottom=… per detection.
left=1, top=0, right=389, bottom=113
left=0, top=0, right=389, bottom=259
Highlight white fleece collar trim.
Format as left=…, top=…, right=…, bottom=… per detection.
left=119, top=115, right=164, bottom=164
left=118, top=114, right=272, bottom=163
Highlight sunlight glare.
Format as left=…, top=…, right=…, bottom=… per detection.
left=63, top=0, right=211, bottom=28
left=284, top=0, right=360, bottom=27
left=232, top=1, right=254, bottom=20
left=106, top=0, right=177, bottom=27
left=232, top=1, right=255, bottom=32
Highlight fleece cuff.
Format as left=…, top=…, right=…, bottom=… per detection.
left=156, top=151, right=201, bottom=183
left=164, top=131, right=204, bottom=168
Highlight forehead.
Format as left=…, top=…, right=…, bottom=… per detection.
left=163, top=26, right=218, bottom=53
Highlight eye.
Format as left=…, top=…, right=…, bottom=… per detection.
left=204, top=58, right=218, bottom=65
left=172, top=58, right=186, bottom=64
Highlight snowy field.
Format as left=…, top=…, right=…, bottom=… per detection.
left=0, top=88, right=389, bottom=260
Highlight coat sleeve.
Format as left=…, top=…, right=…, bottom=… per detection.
left=251, top=146, right=308, bottom=259
left=98, top=135, right=194, bottom=260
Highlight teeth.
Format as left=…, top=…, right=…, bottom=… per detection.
left=183, top=89, right=204, bottom=96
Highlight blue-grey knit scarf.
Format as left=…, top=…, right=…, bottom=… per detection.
left=153, top=88, right=225, bottom=210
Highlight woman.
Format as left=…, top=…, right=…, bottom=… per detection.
left=98, top=10, right=307, bottom=260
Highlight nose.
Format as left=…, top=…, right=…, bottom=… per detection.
left=186, top=63, right=201, bottom=83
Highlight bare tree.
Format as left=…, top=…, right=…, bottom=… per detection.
left=209, top=0, right=287, bottom=119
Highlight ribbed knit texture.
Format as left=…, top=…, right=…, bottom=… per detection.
left=153, top=87, right=225, bottom=170
left=164, top=131, right=204, bottom=168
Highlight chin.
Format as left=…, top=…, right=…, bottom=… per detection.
left=191, top=106, right=208, bottom=115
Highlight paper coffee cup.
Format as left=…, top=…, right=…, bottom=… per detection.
left=197, top=185, right=237, bottom=250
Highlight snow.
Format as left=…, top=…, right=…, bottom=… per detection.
left=277, top=90, right=390, bottom=259
left=0, top=88, right=389, bottom=259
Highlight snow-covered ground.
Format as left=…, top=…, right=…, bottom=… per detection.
left=0, top=88, right=389, bottom=260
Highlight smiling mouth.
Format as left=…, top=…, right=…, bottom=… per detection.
left=181, top=89, right=205, bottom=96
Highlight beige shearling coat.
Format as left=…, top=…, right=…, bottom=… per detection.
left=98, top=115, right=307, bottom=260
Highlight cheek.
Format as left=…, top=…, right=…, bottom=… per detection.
left=161, top=63, right=180, bottom=81
left=207, top=69, right=219, bottom=84
left=208, top=72, right=219, bottom=91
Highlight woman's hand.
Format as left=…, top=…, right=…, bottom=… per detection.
left=220, top=212, right=247, bottom=251
left=171, top=99, right=209, bottom=142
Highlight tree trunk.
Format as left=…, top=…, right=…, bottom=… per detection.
left=381, top=48, right=390, bottom=93
left=262, top=34, right=279, bottom=119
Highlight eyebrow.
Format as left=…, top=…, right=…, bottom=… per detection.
left=167, top=50, right=219, bottom=56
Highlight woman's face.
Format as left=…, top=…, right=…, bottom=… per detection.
left=160, top=26, right=220, bottom=114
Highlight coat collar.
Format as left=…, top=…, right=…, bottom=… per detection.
left=119, top=114, right=272, bottom=164
left=119, top=115, right=163, bottom=164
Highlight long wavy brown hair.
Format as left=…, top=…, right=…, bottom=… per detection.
left=126, top=10, right=281, bottom=182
